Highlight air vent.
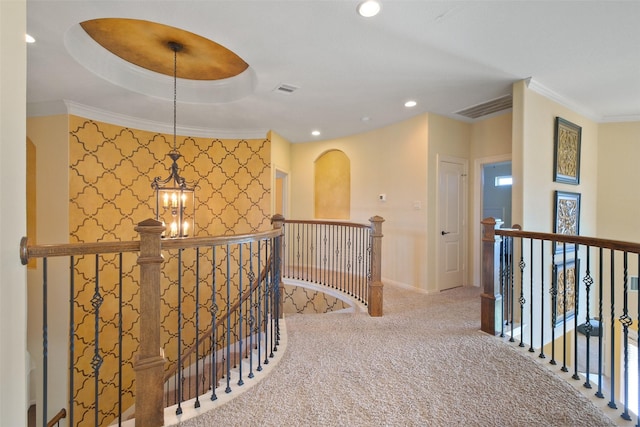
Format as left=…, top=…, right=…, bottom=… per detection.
left=274, top=83, right=299, bottom=94
left=455, top=94, right=512, bottom=119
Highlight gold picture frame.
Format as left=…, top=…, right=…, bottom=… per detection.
left=553, top=117, right=581, bottom=185
left=553, top=190, right=580, bottom=254
left=552, top=260, right=577, bottom=326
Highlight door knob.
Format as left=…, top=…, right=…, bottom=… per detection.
left=441, top=231, right=450, bottom=235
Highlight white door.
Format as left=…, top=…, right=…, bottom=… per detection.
left=437, top=158, right=466, bottom=291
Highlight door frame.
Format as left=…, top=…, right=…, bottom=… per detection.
left=274, top=167, right=289, bottom=217
left=436, top=154, right=468, bottom=291
left=472, top=154, right=511, bottom=287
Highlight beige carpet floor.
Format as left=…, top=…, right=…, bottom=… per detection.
left=179, top=284, right=615, bottom=427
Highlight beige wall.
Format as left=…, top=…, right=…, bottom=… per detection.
left=514, top=80, right=598, bottom=235
left=25, top=114, right=70, bottom=419
left=469, top=112, right=513, bottom=285
left=597, top=122, right=640, bottom=241
left=270, top=130, right=291, bottom=216
left=291, top=114, right=431, bottom=290
left=0, top=0, right=28, bottom=425
left=426, top=114, right=472, bottom=289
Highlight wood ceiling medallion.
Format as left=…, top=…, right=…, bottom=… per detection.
left=80, top=18, right=248, bottom=81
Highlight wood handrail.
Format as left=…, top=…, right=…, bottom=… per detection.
left=19, top=228, right=282, bottom=265
left=283, top=219, right=370, bottom=229
left=495, top=226, right=640, bottom=254
left=47, top=408, right=66, bottom=427
left=163, top=254, right=274, bottom=383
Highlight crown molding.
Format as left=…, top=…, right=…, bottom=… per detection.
left=525, top=78, right=600, bottom=122
left=63, top=100, right=269, bottom=140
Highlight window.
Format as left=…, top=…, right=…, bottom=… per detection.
left=494, top=175, right=512, bottom=187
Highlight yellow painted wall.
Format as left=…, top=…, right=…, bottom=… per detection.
left=27, top=114, right=272, bottom=426
left=26, top=114, right=70, bottom=422
left=291, top=114, right=430, bottom=290
left=426, top=114, right=472, bottom=289
left=65, top=115, right=271, bottom=425
left=513, top=80, right=598, bottom=235
left=597, top=122, right=640, bottom=241
left=314, top=149, right=350, bottom=219
left=469, top=113, right=513, bottom=285
left=270, top=130, right=291, bottom=216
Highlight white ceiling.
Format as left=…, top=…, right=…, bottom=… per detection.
left=26, top=1, right=640, bottom=143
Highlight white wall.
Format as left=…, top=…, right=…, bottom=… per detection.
left=0, top=1, right=28, bottom=425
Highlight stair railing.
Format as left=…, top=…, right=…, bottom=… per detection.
left=481, top=217, right=640, bottom=424
left=281, top=216, right=384, bottom=316
left=20, top=215, right=283, bottom=427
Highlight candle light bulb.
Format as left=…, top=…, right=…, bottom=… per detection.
left=183, top=221, right=189, bottom=237
left=170, top=221, right=178, bottom=238
left=181, top=193, right=187, bottom=207
left=171, top=193, right=178, bottom=208
left=163, top=193, right=169, bottom=208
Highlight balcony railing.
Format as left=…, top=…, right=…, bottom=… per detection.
left=481, top=218, right=640, bottom=425
left=281, top=217, right=384, bottom=317
left=22, top=215, right=383, bottom=426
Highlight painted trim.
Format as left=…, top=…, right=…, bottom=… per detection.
left=472, top=154, right=511, bottom=287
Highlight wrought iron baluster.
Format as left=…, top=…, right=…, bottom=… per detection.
left=225, top=244, right=232, bottom=394
left=118, top=253, right=123, bottom=422
left=596, top=247, right=604, bottom=399
left=509, top=236, right=515, bottom=342
left=256, top=239, right=263, bottom=373
left=571, top=249, right=581, bottom=380
left=248, top=241, right=255, bottom=380
left=42, top=257, right=48, bottom=427
left=550, top=259, right=558, bottom=366
left=620, top=252, right=632, bottom=421
left=539, top=241, right=546, bottom=359
left=238, top=244, right=245, bottom=387
left=210, top=246, right=218, bottom=401
left=499, top=237, right=505, bottom=338
left=68, top=257, right=74, bottom=426
left=264, top=239, right=272, bottom=364
left=194, top=247, right=201, bottom=408
left=529, top=239, right=534, bottom=352
left=92, top=254, right=103, bottom=426
left=608, top=249, right=617, bottom=409
left=583, top=246, right=594, bottom=389
left=176, top=249, right=184, bottom=414
left=518, top=238, right=525, bottom=348
left=561, top=246, right=568, bottom=372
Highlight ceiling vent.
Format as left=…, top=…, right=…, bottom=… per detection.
left=274, top=83, right=299, bottom=94
left=455, top=94, right=512, bottom=119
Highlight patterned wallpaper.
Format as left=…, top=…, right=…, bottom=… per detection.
left=67, top=115, right=271, bottom=425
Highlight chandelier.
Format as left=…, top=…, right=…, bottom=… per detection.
left=152, top=41, right=195, bottom=238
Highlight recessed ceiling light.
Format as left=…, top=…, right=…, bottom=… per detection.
left=357, top=0, right=381, bottom=18
left=311, top=130, right=321, bottom=136
left=404, top=100, right=417, bottom=108
left=361, top=116, right=371, bottom=122
left=25, top=34, right=36, bottom=43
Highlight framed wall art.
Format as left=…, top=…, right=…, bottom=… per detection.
left=553, top=117, right=582, bottom=185
left=553, top=190, right=580, bottom=254
left=552, top=259, right=578, bottom=326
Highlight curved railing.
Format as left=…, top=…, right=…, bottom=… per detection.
left=281, top=217, right=384, bottom=316
left=481, top=218, right=640, bottom=424
left=21, top=217, right=283, bottom=427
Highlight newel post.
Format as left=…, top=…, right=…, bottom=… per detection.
left=368, top=216, right=385, bottom=317
left=134, top=219, right=166, bottom=427
left=271, top=214, right=285, bottom=319
left=480, top=217, right=501, bottom=335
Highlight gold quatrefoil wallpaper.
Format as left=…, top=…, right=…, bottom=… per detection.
left=68, top=115, right=271, bottom=425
